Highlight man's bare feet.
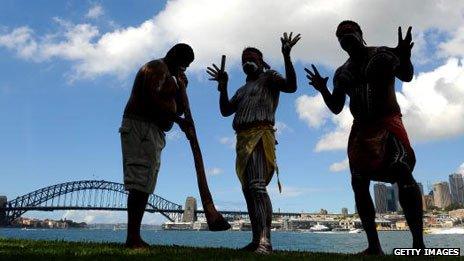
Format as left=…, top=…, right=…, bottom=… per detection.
left=254, top=243, right=272, bottom=255
left=240, top=242, right=258, bottom=252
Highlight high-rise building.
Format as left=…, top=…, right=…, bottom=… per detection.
left=423, top=195, right=434, bottom=211
left=433, top=182, right=452, bottom=209
left=386, top=186, right=397, bottom=212
left=449, top=174, right=464, bottom=205
left=341, top=207, right=348, bottom=216
left=374, top=183, right=388, bottom=213
left=182, top=196, right=197, bottom=222
left=417, top=182, right=424, bottom=196
left=392, top=183, right=402, bottom=211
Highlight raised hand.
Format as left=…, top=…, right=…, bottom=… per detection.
left=396, top=26, right=414, bottom=58
left=206, top=63, right=228, bottom=92
left=305, top=64, right=328, bottom=92
left=281, top=32, right=301, bottom=56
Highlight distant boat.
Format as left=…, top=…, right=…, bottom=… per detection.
left=309, top=224, right=330, bottom=232
left=428, top=227, right=464, bottom=234
left=348, top=228, right=362, bottom=233
left=113, top=225, right=125, bottom=231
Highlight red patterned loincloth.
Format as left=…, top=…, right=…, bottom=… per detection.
left=347, top=114, right=415, bottom=181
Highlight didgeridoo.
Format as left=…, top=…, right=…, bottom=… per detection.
left=180, top=55, right=231, bottom=231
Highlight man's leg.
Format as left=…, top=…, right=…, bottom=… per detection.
left=121, top=119, right=164, bottom=249
left=241, top=188, right=259, bottom=251
left=242, top=142, right=273, bottom=254
left=126, top=189, right=149, bottom=248
left=388, top=134, right=425, bottom=249
left=394, top=168, right=425, bottom=248
left=351, top=175, right=383, bottom=254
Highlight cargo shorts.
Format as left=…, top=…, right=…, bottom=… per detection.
left=119, top=117, right=166, bottom=194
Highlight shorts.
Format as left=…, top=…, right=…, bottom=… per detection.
left=119, top=117, right=166, bottom=194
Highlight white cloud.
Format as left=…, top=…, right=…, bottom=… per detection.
left=329, top=158, right=349, bottom=172
left=295, top=94, right=330, bottom=128
left=296, top=93, right=353, bottom=151
left=314, top=108, right=352, bottom=152
left=0, top=27, right=37, bottom=59
left=86, top=4, right=104, bottom=19
left=62, top=210, right=165, bottom=224
left=399, top=58, right=464, bottom=141
left=62, top=210, right=125, bottom=224
left=457, top=162, right=464, bottom=175
left=206, top=167, right=223, bottom=176
left=1, top=0, right=464, bottom=80
left=219, top=136, right=236, bottom=149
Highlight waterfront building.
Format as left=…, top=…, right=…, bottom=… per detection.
left=433, top=182, right=452, bottom=209
left=341, top=208, right=348, bottom=216
left=449, top=173, right=464, bottom=205
left=423, top=195, right=434, bottom=211
left=386, top=186, right=396, bottom=212
left=374, top=183, right=388, bottom=213
left=392, top=183, right=402, bottom=211
left=449, top=209, right=464, bottom=220
left=417, top=182, right=424, bottom=195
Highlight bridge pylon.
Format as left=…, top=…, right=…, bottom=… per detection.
left=182, top=196, right=197, bottom=222
left=0, top=196, right=6, bottom=227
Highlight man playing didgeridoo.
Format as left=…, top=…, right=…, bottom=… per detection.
left=207, top=32, right=300, bottom=254
left=305, top=21, right=425, bottom=255
left=120, top=43, right=194, bottom=248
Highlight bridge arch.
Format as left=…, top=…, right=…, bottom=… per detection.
left=4, top=180, right=182, bottom=224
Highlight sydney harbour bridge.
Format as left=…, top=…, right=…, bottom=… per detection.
left=0, top=180, right=303, bottom=226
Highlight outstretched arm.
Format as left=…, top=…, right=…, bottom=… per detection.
left=394, top=26, right=414, bottom=82
left=206, top=63, right=236, bottom=117
left=305, top=65, right=345, bottom=114
left=276, top=32, right=301, bottom=93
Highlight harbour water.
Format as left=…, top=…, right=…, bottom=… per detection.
left=1, top=228, right=463, bottom=255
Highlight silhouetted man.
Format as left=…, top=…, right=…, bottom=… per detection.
left=305, top=21, right=424, bottom=255
left=207, top=32, right=300, bottom=254
left=120, top=43, right=194, bottom=248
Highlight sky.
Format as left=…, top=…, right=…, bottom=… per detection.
left=1, top=0, right=464, bottom=225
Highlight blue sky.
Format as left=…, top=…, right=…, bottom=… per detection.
left=1, top=0, right=464, bottom=224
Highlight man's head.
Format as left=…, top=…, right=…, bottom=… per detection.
left=241, top=47, right=270, bottom=76
left=336, top=20, right=366, bottom=53
left=165, top=43, right=194, bottom=74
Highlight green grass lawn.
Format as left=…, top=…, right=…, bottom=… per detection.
left=0, top=238, right=461, bottom=260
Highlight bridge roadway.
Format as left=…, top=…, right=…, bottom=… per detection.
left=4, top=206, right=306, bottom=217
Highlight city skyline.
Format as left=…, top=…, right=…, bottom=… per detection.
left=374, top=173, right=464, bottom=214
